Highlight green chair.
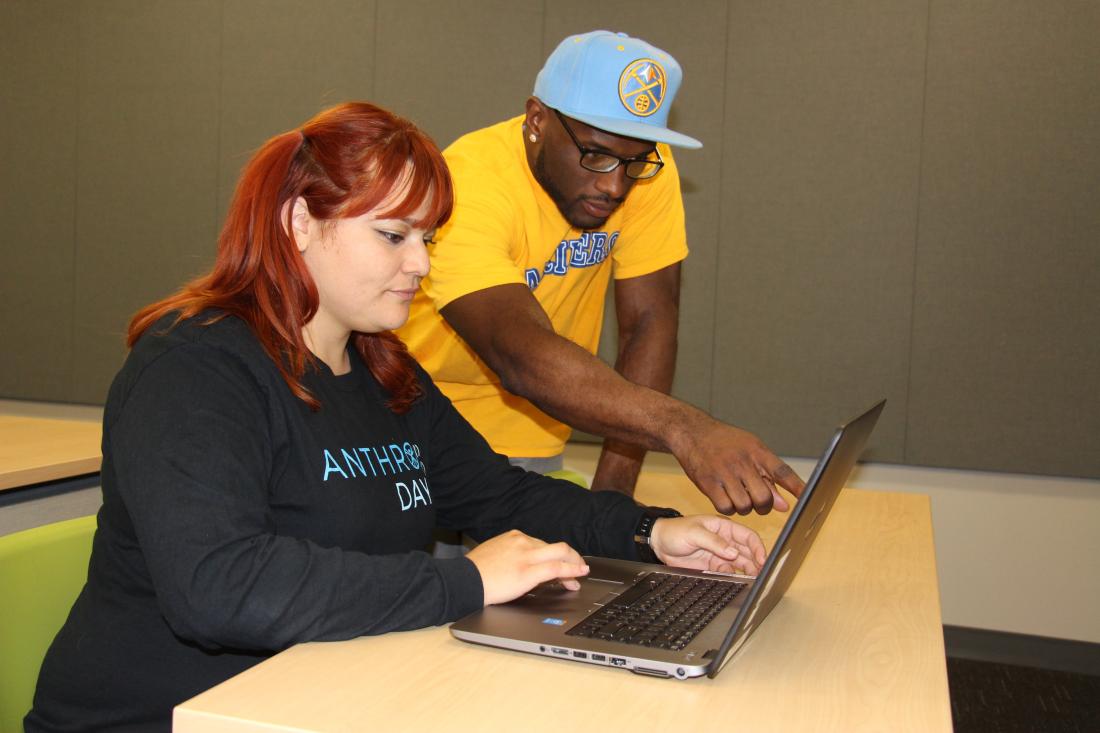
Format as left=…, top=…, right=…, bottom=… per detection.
left=546, top=468, right=590, bottom=488
left=0, top=515, right=96, bottom=733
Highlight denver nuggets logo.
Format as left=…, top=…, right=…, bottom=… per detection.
left=618, top=59, right=667, bottom=117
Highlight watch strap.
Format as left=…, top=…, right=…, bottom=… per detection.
left=633, top=507, right=682, bottom=564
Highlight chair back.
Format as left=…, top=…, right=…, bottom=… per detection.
left=545, top=469, right=590, bottom=488
left=0, top=515, right=96, bottom=733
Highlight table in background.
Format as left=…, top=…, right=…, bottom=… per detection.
left=0, top=416, right=101, bottom=491
left=175, top=474, right=951, bottom=733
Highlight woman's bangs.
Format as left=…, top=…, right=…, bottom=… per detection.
left=346, top=134, right=453, bottom=229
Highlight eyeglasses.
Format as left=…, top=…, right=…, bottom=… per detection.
left=553, top=109, right=664, bottom=180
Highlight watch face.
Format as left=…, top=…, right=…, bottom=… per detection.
left=634, top=509, right=681, bottom=563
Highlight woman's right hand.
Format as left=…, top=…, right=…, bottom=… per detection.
left=466, top=530, right=590, bottom=606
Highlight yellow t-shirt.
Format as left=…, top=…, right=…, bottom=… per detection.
left=397, top=115, right=689, bottom=457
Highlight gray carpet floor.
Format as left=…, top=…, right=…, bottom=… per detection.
left=947, top=657, right=1100, bottom=733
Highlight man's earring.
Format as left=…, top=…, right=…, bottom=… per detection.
left=529, top=133, right=537, bottom=143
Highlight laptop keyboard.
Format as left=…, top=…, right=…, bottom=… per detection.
left=565, top=572, right=746, bottom=650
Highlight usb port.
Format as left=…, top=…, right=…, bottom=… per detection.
left=551, top=647, right=569, bottom=656
left=572, top=651, right=587, bottom=659
left=591, top=654, right=606, bottom=662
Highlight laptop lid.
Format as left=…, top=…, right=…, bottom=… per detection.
left=707, top=398, right=885, bottom=676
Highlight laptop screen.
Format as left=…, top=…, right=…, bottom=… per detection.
left=710, top=399, right=885, bottom=676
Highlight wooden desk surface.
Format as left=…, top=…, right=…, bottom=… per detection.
left=175, top=475, right=950, bottom=733
left=0, top=415, right=102, bottom=491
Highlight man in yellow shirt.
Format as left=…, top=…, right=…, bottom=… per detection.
left=398, top=30, right=803, bottom=515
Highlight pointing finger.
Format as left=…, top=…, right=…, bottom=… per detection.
left=768, top=460, right=805, bottom=498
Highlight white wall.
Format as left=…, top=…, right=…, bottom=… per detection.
left=563, top=444, right=1100, bottom=645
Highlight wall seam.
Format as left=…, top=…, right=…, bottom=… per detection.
left=67, top=2, right=84, bottom=401
left=707, top=0, right=731, bottom=414
left=372, top=1, right=380, bottom=97
left=904, top=0, right=936, bottom=464
left=214, top=0, right=226, bottom=256
left=540, top=0, right=548, bottom=57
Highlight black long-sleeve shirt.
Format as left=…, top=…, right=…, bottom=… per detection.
left=26, top=313, right=646, bottom=732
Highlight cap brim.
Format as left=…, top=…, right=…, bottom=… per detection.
left=561, top=109, right=703, bottom=149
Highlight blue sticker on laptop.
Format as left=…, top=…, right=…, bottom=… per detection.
left=541, top=617, right=566, bottom=626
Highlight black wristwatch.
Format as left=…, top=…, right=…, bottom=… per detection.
left=633, top=507, right=682, bottom=564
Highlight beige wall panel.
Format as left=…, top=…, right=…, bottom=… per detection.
left=3, top=0, right=1093, bottom=477
left=712, top=2, right=928, bottom=461
left=909, top=2, right=1100, bottom=477
left=71, top=0, right=223, bottom=403
left=218, top=0, right=378, bottom=225
left=544, top=1, right=727, bottom=412
left=0, top=2, right=79, bottom=401
left=372, top=0, right=543, bottom=149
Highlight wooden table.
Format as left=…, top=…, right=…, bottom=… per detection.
left=0, top=415, right=102, bottom=491
left=175, top=474, right=951, bottom=733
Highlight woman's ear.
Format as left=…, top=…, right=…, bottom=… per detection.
left=285, top=197, right=312, bottom=253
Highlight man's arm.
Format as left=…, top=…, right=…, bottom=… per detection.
left=439, top=279, right=805, bottom=515
left=590, top=264, right=680, bottom=495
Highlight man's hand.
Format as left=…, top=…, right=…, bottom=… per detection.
left=466, top=530, right=590, bottom=606
left=669, top=412, right=805, bottom=515
left=649, top=515, right=767, bottom=575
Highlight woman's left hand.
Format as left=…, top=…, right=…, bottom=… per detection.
left=649, top=515, right=767, bottom=576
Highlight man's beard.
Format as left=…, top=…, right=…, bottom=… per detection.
left=533, top=147, right=620, bottom=230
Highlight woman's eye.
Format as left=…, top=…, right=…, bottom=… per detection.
left=378, top=230, right=404, bottom=245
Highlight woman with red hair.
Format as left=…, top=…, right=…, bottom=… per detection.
left=27, top=102, right=765, bottom=732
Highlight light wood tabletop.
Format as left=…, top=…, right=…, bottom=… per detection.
left=0, top=415, right=102, bottom=491
left=174, top=473, right=950, bottom=733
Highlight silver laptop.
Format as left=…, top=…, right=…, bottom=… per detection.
left=451, top=400, right=885, bottom=679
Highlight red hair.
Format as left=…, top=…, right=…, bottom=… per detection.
left=128, top=102, right=453, bottom=413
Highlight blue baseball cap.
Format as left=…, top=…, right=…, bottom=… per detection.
left=533, top=30, right=702, bottom=149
